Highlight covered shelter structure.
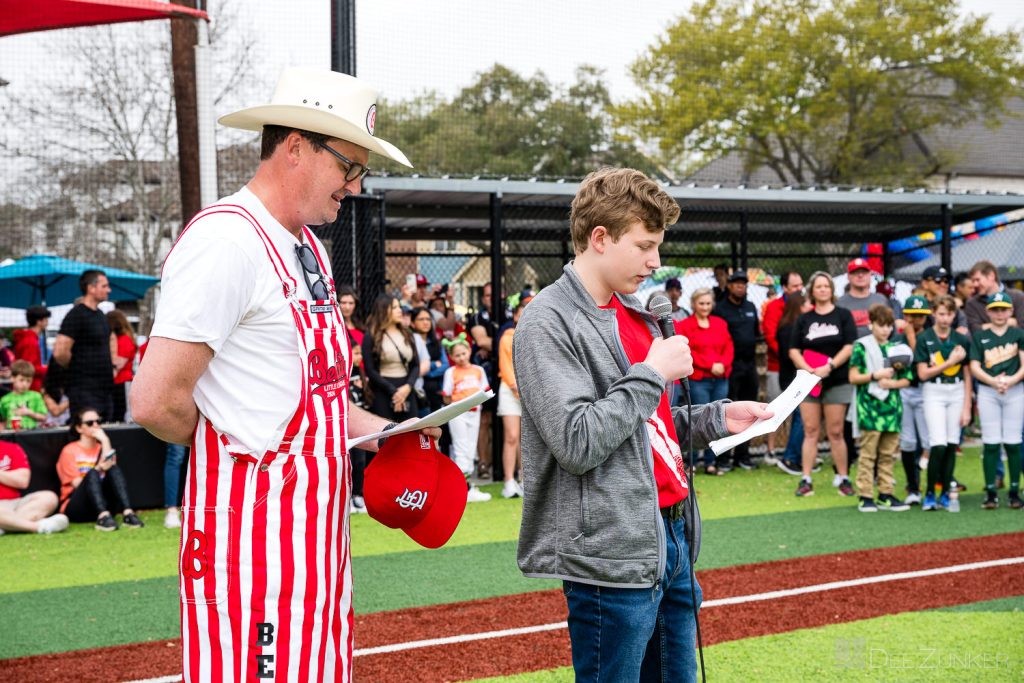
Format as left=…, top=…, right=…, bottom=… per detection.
left=330, top=177, right=1024, bottom=323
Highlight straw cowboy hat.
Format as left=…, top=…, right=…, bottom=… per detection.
left=219, top=67, right=412, bottom=167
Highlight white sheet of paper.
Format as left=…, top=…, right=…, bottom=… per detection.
left=346, top=389, right=495, bottom=451
left=709, top=370, right=821, bottom=456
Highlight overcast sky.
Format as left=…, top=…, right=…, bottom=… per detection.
left=2, top=0, right=1022, bottom=111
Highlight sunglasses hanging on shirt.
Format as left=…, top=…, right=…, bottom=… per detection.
left=295, top=244, right=331, bottom=300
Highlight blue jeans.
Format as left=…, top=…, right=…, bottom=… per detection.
left=563, top=514, right=702, bottom=682
left=783, top=409, right=804, bottom=465
left=688, top=377, right=728, bottom=467
left=164, top=443, right=186, bottom=508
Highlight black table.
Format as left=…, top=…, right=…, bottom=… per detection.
left=0, top=424, right=187, bottom=509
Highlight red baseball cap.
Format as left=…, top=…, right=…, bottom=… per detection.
left=363, top=432, right=467, bottom=549
left=847, top=257, right=872, bottom=273
left=415, top=274, right=429, bottom=287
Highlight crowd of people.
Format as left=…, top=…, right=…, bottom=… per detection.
left=1, top=255, right=1022, bottom=537
left=666, top=257, right=1023, bottom=513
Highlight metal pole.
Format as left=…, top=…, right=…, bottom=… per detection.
left=941, top=204, right=953, bottom=277
left=739, top=213, right=749, bottom=270
left=730, top=241, right=738, bottom=272
left=490, top=192, right=505, bottom=482
left=881, top=241, right=891, bottom=280
left=331, top=0, right=357, bottom=75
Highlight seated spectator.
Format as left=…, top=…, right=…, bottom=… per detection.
left=0, top=440, right=68, bottom=534
left=679, top=287, right=733, bottom=475
left=12, top=305, right=50, bottom=392
left=57, top=408, right=144, bottom=531
left=106, top=310, right=137, bottom=423
left=0, top=360, right=48, bottom=430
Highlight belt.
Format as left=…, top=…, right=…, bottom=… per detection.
left=660, top=499, right=686, bottom=522
left=929, top=376, right=963, bottom=385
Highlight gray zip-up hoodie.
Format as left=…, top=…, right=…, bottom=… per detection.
left=514, top=263, right=731, bottom=588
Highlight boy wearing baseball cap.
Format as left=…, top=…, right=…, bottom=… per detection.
left=968, top=292, right=1024, bottom=509
left=893, top=295, right=931, bottom=504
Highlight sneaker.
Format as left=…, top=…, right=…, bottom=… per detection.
left=466, top=486, right=492, bottom=503
left=736, top=458, right=756, bottom=471
left=858, top=497, right=878, bottom=512
left=776, top=459, right=802, bottom=476
left=954, top=481, right=967, bottom=493
left=937, top=493, right=950, bottom=510
left=122, top=512, right=145, bottom=528
left=904, top=492, right=922, bottom=506
left=501, top=480, right=522, bottom=499
left=763, top=451, right=782, bottom=466
left=717, top=463, right=733, bottom=474
left=837, top=479, right=855, bottom=497
left=36, top=514, right=69, bottom=534
left=164, top=508, right=182, bottom=528
left=95, top=514, right=119, bottom=531
left=796, top=479, right=814, bottom=497
left=350, top=495, right=367, bottom=514
left=982, top=491, right=999, bottom=510
left=922, top=492, right=937, bottom=511
left=877, top=494, right=910, bottom=512
left=832, top=473, right=843, bottom=488
left=1008, top=491, right=1023, bottom=510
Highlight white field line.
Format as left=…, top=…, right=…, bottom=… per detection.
left=124, top=555, right=1024, bottom=683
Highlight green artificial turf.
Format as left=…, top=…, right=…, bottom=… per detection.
left=1, top=445, right=1018, bottom=661
left=1, top=446, right=1003, bottom=595
left=471, top=596, right=1024, bottom=682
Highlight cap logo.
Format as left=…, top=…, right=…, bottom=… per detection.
left=395, top=488, right=427, bottom=511
left=366, top=104, right=377, bottom=135
left=419, top=434, right=430, bottom=450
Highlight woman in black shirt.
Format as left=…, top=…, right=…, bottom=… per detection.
left=789, top=271, right=857, bottom=497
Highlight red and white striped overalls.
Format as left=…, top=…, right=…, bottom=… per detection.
left=176, top=206, right=352, bottom=682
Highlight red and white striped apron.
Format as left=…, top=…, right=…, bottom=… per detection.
left=176, top=206, right=352, bottom=682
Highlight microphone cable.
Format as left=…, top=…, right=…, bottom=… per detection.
left=681, top=377, right=707, bottom=683
left=646, top=293, right=706, bottom=682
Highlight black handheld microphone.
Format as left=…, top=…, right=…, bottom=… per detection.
left=646, top=293, right=690, bottom=393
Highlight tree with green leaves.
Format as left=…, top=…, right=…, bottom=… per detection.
left=377, top=64, right=655, bottom=178
left=617, top=0, right=1024, bottom=187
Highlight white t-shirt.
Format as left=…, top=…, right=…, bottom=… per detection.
left=150, top=187, right=335, bottom=454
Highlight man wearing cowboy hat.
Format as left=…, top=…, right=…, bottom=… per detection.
left=133, top=68, right=439, bottom=682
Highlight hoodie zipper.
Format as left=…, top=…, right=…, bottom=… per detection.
left=608, top=307, right=667, bottom=587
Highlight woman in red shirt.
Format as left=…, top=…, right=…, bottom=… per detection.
left=678, top=287, right=734, bottom=474
left=106, top=310, right=136, bottom=423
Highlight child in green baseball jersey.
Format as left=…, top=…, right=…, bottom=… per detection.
left=969, top=291, right=1024, bottom=509
left=849, top=305, right=912, bottom=512
left=914, top=295, right=973, bottom=511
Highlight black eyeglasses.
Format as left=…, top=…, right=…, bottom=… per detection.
left=315, top=141, right=370, bottom=182
left=81, top=419, right=101, bottom=427
left=295, top=244, right=331, bottom=300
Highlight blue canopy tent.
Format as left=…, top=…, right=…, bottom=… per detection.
left=0, top=254, right=160, bottom=307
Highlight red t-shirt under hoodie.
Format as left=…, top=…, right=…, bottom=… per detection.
left=602, top=295, right=689, bottom=508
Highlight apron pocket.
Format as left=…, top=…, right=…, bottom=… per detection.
left=179, top=506, right=235, bottom=605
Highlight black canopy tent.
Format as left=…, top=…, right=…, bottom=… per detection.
left=338, top=177, right=1024, bottom=319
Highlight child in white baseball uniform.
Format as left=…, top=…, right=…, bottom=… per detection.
left=442, top=338, right=491, bottom=502
left=914, top=295, right=973, bottom=511
left=968, top=291, right=1024, bottom=509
